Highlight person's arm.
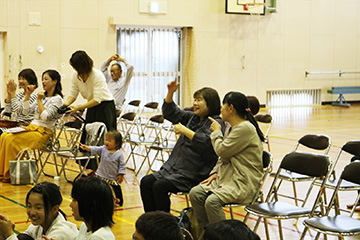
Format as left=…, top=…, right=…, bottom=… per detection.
left=79, top=143, right=91, bottom=152
left=164, top=80, right=180, bottom=103
left=63, top=96, right=76, bottom=106
left=22, top=86, right=37, bottom=115
left=173, top=123, right=195, bottom=140
left=5, top=80, right=17, bottom=103
left=39, top=96, right=63, bottom=121
left=118, top=56, right=134, bottom=84
left=67, top=99, right=100, bottom=115
left=0, top=214, right=15, bottom=240
left=211, top=123, right=252, bottom=161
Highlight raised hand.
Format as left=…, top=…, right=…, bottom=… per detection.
left=167, top=79, right=180, bottom=94
left=6, top=79, right=17, bottom=95
left=37, top=90, right=45, bottom=100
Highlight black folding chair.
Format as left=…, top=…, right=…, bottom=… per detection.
left=245, top=151, right=330, bottom=240
left=270, top=134, right=331, bottom=207
left=301, top=161, right=360, bottom=240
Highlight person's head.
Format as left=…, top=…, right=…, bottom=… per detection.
left=70, top=177, right=114, bottom=232
left=247, top=96, right=260, bottom=116
left=110, top=63, right=122, bottom=80
left=193, top=87, right=221, bottom=119
left=134, top=211, right=183, bottom=240
left=222, top=92, right=264, bottom=141
left=203, top=220, right=260, bottom=240
left=42, top=70, right=63, bottom=98
left=69, top=50, right=94, bottom=80
left=18, top=68, right=38, bottom=90
left=25, top=182, right=62, bottom=231
left=105, top=130, right=123, bottom=150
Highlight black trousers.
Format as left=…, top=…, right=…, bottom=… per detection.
left=140, top=174, right=180, bottom=212
left=111, top=184, right=124, bottom=206
left=80, top=100, right=117, bottom=144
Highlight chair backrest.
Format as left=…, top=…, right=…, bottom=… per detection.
left=250, top=151, right=273, bottom=204
left=325, top=161, right=360, bottom=217
left=85, top=122, right=107, bottom=146
left=266, top=151, right=330, bottom=211
left=254, top=114, right=273, bottom=144
left=327, top=140, right=360, bottom=180
left=295, top=134, right=332, bottom=154
left=341, top=161, right=360, bottom=185
left=342, top=140, right=360, bottom=157
left=279, top=151, right=329, bottom=178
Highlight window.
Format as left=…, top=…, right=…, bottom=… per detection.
left=116, top=26, right=182, bottom=105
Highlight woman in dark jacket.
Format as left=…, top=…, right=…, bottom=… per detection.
left=140, top=80, right=225, bottom=212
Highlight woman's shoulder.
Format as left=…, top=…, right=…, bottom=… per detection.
left=91, top=226, right=115, bottom=240
left=91, top=68, right=106, bottom=80
left=233, top=121, right=256, bottom=133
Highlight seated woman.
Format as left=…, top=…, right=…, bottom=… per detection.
left=0, top=182, right=78, bottom=240
left=0, top=69, right=63, bottom=183
left=140, top=80, right=225, bottom=212
left=189, top=91, right=264, bottom=228
left=1, top=69, right=38, bottom=127
left=68, top=177, right=115, bottom=240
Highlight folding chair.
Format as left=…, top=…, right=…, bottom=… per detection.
left=224, top=151, right=273, bottom=220
left=142, top=117, right=177, bottom=175
left=244, top=151, right=330, bottom=240
left=270, top=134, right=331, bottom=206
left=55, top=122, right=106, bottom=182
left=254, top=114, right=273, bottom=151
left=34, top=118, right=64, bottom=182
left=311, top=140, right=360, bottom=208
left=301, top=161, right=360, bottom=240
left=125, top=114, right=164, bottom=175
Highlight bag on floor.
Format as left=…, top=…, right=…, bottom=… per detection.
left=177, top=207, right=201, bottom=239
left=9, top=148, right=37, bottom=185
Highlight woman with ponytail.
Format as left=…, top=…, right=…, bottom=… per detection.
left=189, top=91, right=264, bottom=228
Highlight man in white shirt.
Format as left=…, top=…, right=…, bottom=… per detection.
left=101, top=54, right=134, bottom=115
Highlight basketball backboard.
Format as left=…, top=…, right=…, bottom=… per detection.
left=225, top=0, right=265, bottom=15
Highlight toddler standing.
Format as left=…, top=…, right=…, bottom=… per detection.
left=79, top=130, right=126, bottom=206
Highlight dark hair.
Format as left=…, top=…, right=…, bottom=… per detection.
left=71, top=177, right=114, bottom=232
left=135, top=211, right=183, bottom=240
left=106, top=130, right=123, bottom=150
left=223, top=92, right=264, bottom=142
left=18, top=68, right=38, bottom=88
left=193, top=87, right=221, bottom=116
left=247, top=96, right=260, bottom=115
left=204, top=220, right=260, bottom=240
left=69, top=50, right=94, bottom=78
left=26, top=182, right=63, bottom=223
left=42, top=70, right=63, bottom=98
left=111, top=63, right=122, bottom=71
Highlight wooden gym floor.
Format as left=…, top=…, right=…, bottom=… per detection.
left=0, top=104, right=360, bottom=239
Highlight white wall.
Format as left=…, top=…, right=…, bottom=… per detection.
left=0, top=0, right=359, bottom=105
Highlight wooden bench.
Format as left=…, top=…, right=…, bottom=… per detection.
left=327, top=86, right=360, bottom=107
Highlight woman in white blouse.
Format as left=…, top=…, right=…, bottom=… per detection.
left=62, top=50, right=117, bottom=147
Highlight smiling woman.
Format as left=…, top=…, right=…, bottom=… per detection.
left=0, top=69, right=63, bottom=183
left=140, top=80, right=226, bottom=213
left=0, top=182, right=78, bottom=240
